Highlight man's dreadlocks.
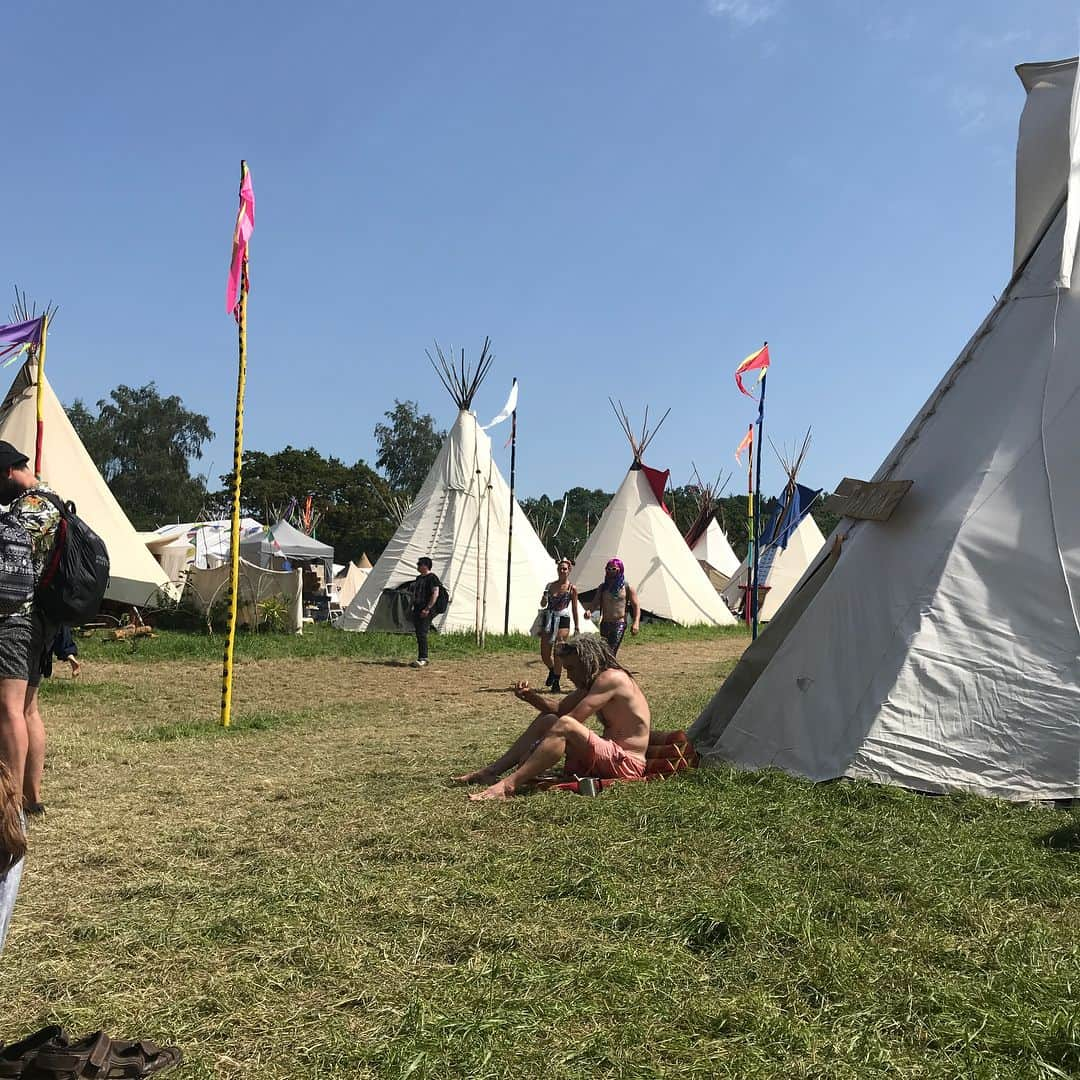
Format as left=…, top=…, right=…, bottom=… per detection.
left=555, top=634, right=629, bottom=690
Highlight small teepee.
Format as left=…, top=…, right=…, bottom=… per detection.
left=342, top=341, right=557, bottom=635
left=683, top=472, right=740, bottom=590
left=721, top=432, right=825, bottom=622
left=571, top=404, right=735, bottom=626
left=690, top=57, right=1080, bottom=801
left=0, top=360, right=175, bottom=607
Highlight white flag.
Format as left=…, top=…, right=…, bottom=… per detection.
left=482, top=380, right=518, bottom=429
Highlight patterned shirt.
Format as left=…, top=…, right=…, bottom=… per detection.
left=0, top=484, right=61, bottom=620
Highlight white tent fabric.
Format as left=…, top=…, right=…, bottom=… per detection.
left=139, top=529, right=192, bottom=587
left=691, top=58, right=1080, bottom=802
left=572, top=467, right=735, bottom=626
left=186, top=558, right=303, bottom=634
left=154, top=519, right=265, bottom=569
left=334, top=561, right=370, bottom=609
left=0, top=362, right=176, bottom=608
left=342, top=409, right=560, bottom=634
left=721, top=514, right=826, bottom=623
left=691, top=518, right=740, bottom=581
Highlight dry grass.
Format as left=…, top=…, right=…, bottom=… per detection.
left=3, top=630, right=1078, bottom=1079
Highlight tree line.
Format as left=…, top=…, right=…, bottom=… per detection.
left=68, top=382, right=838, bottom=564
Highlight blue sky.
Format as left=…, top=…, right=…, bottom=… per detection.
left=5, top=1, right=1078, bottom=506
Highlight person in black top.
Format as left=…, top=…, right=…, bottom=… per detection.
left=411, top=558, right=442, bottom=668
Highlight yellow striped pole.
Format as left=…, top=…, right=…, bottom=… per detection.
left=34, top=315, right=49, bottom=478
left=221, top=161, right=250, bottom=728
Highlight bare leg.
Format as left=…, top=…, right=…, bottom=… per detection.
left=539, top=636, right=553, bottom=675
left=451, top=712, right=558, bottom=784
left=471, top=716, right=593, bottom=800
left=69, top=657, right=81, bottom=679
left=552, top=627, right=571, bottom=679
left=23, top=686, right=44, bottom=807
left=0, top=679, right=29, bottom=805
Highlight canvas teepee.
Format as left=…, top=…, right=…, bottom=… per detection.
left=683, top=473, right=740, bottom=589
left=342, top=342, right=558, bottom=635
left=690, top=57, right=1080, bottom=802
left=721, top=434, right=825, bottom=623
left=0, top=361, right=176, bottom=608
left=571, top=405, right=736, bottom=626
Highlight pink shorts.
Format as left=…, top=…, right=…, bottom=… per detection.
left=565, top=731, right=646, bottom=781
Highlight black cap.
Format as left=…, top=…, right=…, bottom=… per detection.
left=0, top=441, right=30, bottom=472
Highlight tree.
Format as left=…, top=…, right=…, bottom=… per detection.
left=214, top=447, right=395, bottom=563
left=373, top=400, right=444, bottom=497
left=67, top=383, right=213, bottom=529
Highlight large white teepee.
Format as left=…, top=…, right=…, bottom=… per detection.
left=571, top=407, right=735, bottom=626
left=0, top=361, right=175, bottom=607
left=690, top=57, right=1080, bottom=802
left=343, top=343, right=558, bottom=634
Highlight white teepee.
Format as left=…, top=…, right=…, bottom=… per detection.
left=683, top=474, right=740, bottom=587
left=0, top=361, right=176, bottom=607
left=690, top=57, right=1080, bottom=802
left=571, top=406, right=736, bottom=626
left=342, top=342, right=558, bottom=634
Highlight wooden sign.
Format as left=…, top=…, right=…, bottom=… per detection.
left=823, top=478, right=913, bottom=522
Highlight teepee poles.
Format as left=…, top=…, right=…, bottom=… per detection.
left=221, top=160, right=255, bottom=728
left=504, top=378, right=517, bottom=635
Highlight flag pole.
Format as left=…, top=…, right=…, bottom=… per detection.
left=503, top=378, right=517, bottom=635
left=744, top=423, right=754, bottom=629
left=34, top=316, right=49, bottom=478
left=221, top=160, right=251, bottom=728
left=750, top=348, right=767, bottom=640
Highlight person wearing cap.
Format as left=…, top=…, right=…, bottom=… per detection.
left=0, top=441, right=61, bottom=818
left=583, top=558, right=640, bottom=656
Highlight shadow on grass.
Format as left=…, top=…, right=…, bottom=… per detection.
left=1038, top=819, right=1080, bottom=852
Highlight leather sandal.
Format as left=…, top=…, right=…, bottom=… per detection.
left=0, top=1028, right=69, bottom=1080
left=24, top=1031, right=181, bottom=1080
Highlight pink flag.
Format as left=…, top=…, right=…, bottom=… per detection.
left=226, top=162, right=255, bottom=318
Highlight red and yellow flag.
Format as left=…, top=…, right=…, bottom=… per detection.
left=734, top=343, right=770, bottom=398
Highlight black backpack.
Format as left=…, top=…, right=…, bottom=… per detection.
left=432, top=583, right=450, bottom=616
left=35, top=492, right=111, bottom=624
left=0, top=512, right=35, bottom=615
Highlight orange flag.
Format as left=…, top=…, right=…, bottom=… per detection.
left=734, top=343, right=770, bottom=398
left=735, top=424, right=753, bottom=464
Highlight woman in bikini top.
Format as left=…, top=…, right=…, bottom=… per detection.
left=538, top=558, right=579, bottom=693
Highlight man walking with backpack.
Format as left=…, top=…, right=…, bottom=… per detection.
left=0, top=441, right=61, bottom=819
left=410, top=557, right=443, bottom=668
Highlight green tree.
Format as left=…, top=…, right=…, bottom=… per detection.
left=374, top=400, right=444, bottom=497
left=67, top=383, right=213, bottom=529
left=215, top=447, right=395, bottom=563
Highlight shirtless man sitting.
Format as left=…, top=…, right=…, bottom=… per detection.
left=455, top=635, right=651, bottom=801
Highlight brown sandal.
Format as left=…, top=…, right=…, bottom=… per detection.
left=0, top=1028, right=69, bottom=1080
left=24, top=1032, right=181, bottom=1080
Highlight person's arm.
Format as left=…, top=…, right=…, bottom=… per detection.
left=513, top=681, right=559, bottom=714
left=584, top=585, right=600, bottom=621
left=562, top=672, right=617, bottom=722
left=421, top=581, right=440, bottom=617
left=628, top=584, right=641, bottom=634
left=570, top=585, right=580, bottom=634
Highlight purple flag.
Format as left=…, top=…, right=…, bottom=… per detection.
left=0, top=317, right=44, bottom=366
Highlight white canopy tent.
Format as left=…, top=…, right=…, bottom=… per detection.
left=0, top=361, right=176, bottom=608
left=690, top=57, right=1080, bottom=802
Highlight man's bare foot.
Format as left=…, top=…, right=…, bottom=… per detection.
left=469, top=779, right=516, bottom=801
left=450, top=769, right=497, bottom=785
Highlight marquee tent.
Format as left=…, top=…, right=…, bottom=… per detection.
left=239, top=519, right=334, bottom=580
left=690, top=56, right=1080, bottom=802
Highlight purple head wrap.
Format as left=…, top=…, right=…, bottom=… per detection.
left=601, top=558, right=625, bottom=596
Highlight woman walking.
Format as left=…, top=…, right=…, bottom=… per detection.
left=538, top=559, right=579, bottom=692
left=585, top=558, right=640, bottom=656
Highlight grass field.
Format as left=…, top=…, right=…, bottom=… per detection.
left=3, top=627, right=1078, bottom=1079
